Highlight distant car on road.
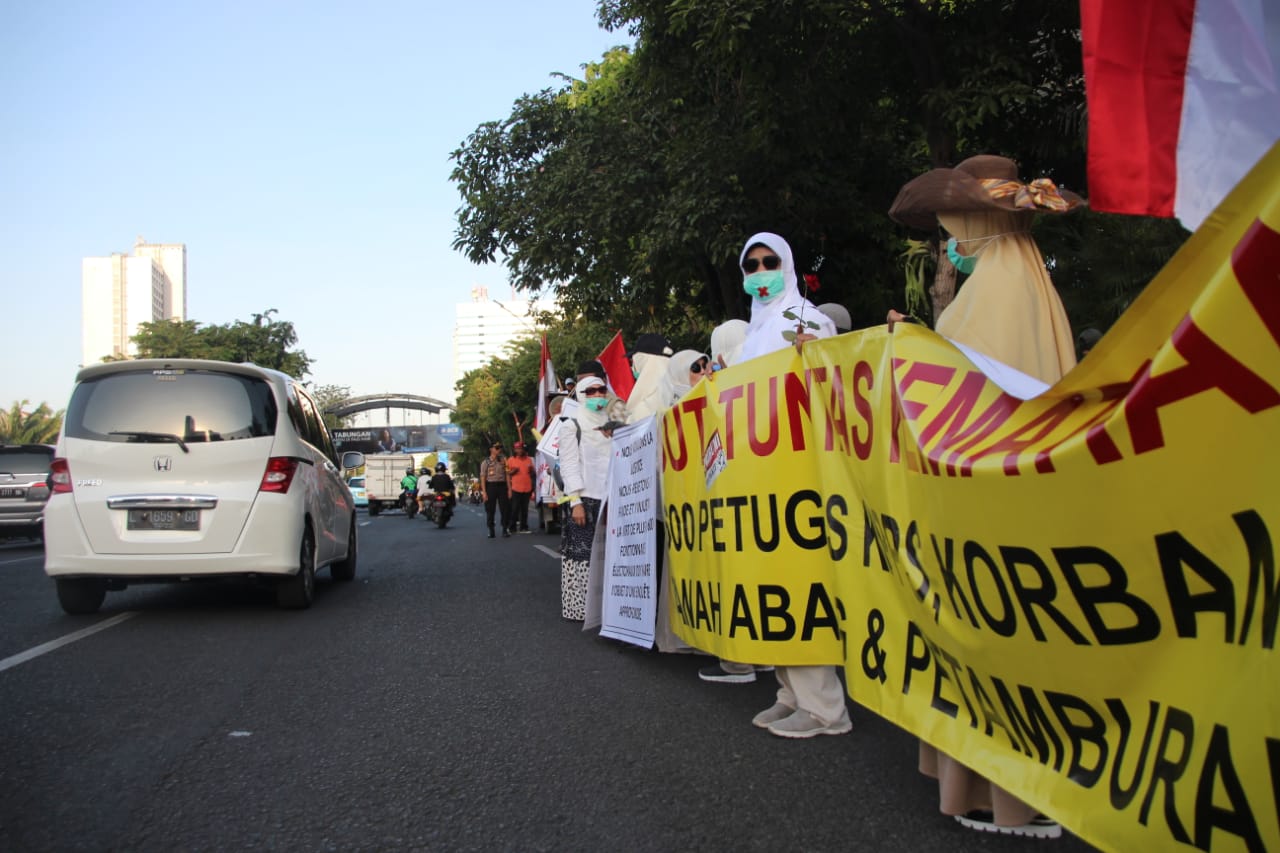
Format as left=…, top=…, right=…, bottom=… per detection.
left=0, top=444, right=54, bottom=544
left=346, top=476, right=368, bottom=508
left=43, top=359, right=365, bottom=614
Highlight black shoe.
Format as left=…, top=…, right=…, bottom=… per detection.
left=502, top=529, right=510, bottom=538
left=487, top=528, right=495, bottom=539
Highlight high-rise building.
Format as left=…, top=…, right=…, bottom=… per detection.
left=82, top=237, right=187, bottom=365
left=452, top=286, right=556, bottom=397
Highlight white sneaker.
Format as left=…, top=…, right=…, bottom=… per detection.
left=751, top=703, right=794, bottom=729
left=766, top=709, right=852, bottom=739
left=954, top=811, right=1062, bottom=839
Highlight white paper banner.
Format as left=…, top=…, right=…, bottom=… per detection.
left=599, top=417, right=659, bottom=647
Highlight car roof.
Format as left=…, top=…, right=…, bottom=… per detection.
left=74, top=358, right=297, bottom=385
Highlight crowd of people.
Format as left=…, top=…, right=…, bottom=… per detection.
left=475, top=154, right=1086, bottom=840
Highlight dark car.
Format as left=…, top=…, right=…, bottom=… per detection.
left=0, top=444, right=54, bottom=543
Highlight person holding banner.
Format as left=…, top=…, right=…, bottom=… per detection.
left=557, top=375, right=617, bottom=621
left=710, top=319, right=748, bottom=370
left=624, top=333, right=675, bottom=422
left=723, top=232, right=848, bottom=737
left=886, top=154, right=1079, bottom=385
left=657, top=350, right=712, bottom=409
left=886, top=154, right=1081, bottom=837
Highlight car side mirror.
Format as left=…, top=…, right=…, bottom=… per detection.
left=341, top=451, right=365, bottom=472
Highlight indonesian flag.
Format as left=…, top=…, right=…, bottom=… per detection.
left=535, top=334, right=557, bottom=433
left=1081, top=0, right=1280, bottom=231
left=597, top=331, right=636, bottom=402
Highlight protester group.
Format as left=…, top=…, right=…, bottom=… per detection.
left=478, top=156, right=1137, bottom=842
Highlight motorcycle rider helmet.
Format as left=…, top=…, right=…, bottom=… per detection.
left=420, top=467, right=429, bottom=475
left=435, top=462, right=447, bottom=472
left=405, top=466, right=414, bottom=474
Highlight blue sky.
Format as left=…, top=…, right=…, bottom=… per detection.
left=0, top=0, right=628, bottom=412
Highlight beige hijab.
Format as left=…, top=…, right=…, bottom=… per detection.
left=935, top=210, right=1076, bottom=384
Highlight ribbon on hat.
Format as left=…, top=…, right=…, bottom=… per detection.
left=980, top=177, right=1072, bottom=213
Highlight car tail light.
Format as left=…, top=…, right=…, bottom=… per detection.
left=49, top=458, right=72, bottom=494
left=259, top=457, right=300, bottom=493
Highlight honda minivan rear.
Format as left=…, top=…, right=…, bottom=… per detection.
left=44, top=360, right=364, bottom=613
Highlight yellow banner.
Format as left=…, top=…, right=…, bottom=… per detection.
left=662, top=143, right=1280, bottom=852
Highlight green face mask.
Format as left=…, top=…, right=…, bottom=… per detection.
left=584, top=396, right=608, bottom=413
left=945, top=237, right=978, bottom=275
left=744, top=270, right=786, bottom=302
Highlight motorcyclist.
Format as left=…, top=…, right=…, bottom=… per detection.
left=428, top=463, right=456, bottom=506
left=415, top=467, right=432, bottom=513
left=399, top=466, right=418, bottom=508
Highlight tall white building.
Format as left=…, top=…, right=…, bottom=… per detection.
left=82, top=237, right=187, bottom=365
left=452, top=286, right=557, bottom=396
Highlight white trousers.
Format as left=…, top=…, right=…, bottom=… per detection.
left=775, top=665, right=850, bottom=726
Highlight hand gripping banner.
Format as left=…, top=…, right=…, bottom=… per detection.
left=662, top=143, right=1280, bottom=852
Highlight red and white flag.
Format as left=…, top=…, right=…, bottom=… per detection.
left=1081, top=0, right=1280, bottom=230
left=597, top=331, right=636, bottom=402
left=535, top=334, right=557, bottom=433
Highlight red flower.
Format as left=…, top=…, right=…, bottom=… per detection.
left=803, top=273, right=821, bottom=293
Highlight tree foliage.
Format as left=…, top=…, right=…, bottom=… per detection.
left=448, top=1, right=1196, bottom=448
left=0, top=400, right=63, bottom=445
left=449, top=313, right=627, bottom=475
left=307, top=384, right=353, bottom=431
left=130, top=309, right=313, bottom=379
left=452, top=0, right=1188, bottom=339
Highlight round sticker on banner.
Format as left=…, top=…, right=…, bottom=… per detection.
left=437, top=424, right=464, bottom=443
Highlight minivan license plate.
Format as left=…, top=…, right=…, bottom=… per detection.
left=127, top=509, right=200, bottom=530
left=0, top=487, right=20, bottom=499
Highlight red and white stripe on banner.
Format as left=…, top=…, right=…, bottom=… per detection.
left=1082, top=0, right=1280, bottom=230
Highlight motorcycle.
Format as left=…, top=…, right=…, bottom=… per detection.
left=425, top=491, right=453, bottom=528
left=467, top=488, right=483, bottom=505
left=399, top=489, right=419, bottom=519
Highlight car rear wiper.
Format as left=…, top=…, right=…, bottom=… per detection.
left=108, top=430, right=190, bottom=453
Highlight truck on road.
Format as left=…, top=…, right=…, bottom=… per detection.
left=363, top=454, right=417, bottom=515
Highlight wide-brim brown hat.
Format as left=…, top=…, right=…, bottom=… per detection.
left=888, top=155, right=1084, bottom=231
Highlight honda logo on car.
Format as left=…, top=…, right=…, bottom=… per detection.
left=154, top=456, right=173, bottom=471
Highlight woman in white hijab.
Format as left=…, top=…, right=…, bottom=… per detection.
left=710, top=319, right=749, bottom=369
left=737, top=232, right=836, bottom=362
left=697, top=234, right=850, bottom=741
left=657, top=349, right=712, bottom=409
left=557, top=375, right=615, bottom=621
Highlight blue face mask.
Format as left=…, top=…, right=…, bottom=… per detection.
left=945, top=237, right=978, bottom=275
left=744, top=270, right=786, bottom=302
left=584, top=396, right=608, bottom=413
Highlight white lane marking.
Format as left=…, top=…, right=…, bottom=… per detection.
left=534, top=544, right=560, bottom=559
left=0, top=555, right=42, bottom=565
left=0, top=611, right=138, bottom=673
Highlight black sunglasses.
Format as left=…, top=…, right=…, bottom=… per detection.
left=742, top=255, right=781, bottom=273
left=582, top=387, right=609, bottom=396
left=690, top=358, right=710, bottom=373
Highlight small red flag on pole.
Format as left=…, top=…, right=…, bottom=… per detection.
left=597, top=331, right=635, bottom=402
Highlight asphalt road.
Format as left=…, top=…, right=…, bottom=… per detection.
left=0, top=506, right=1100, bottom=852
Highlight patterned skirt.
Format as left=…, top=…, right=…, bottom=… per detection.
left=560, top=497, right=601, bottom=620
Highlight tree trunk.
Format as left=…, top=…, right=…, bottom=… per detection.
left=929, top=250, right=958, bottom=321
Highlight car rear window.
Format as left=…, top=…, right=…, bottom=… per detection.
left=349, top=478, right=365, bottom=487
left=0, top=449, right=53, bottom=475
left=64, top=368, right=278, bottom=444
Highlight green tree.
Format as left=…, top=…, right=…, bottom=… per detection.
left=131, top=309, right=313, bottom=378
left=453, top=0, right=1186, bottom=342
left=307, top=384, right=353, bottom=432
left=451, top=314, right=623, bottom=474
left=0, top=400, right=63, bottom=444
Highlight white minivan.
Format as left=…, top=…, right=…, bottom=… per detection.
left=44, top=360, right=364, bottom=613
